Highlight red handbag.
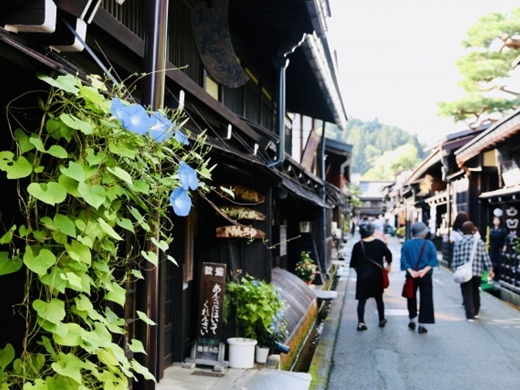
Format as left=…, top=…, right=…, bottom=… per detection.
left=401, top=277, right=414, bottom=298
left=360, top=241, right=390, bottom=289
left=401, top=240, right=427, bottom=299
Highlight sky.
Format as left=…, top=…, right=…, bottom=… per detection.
left=328, top=0, right=520, bottom=148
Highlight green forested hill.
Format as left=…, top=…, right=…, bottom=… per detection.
left=325, top=118, right=426, bottom=178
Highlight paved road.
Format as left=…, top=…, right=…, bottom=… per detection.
left=327, top=235, right=520, bottom=390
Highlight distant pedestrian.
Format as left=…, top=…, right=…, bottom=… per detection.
left=450, top=212, right=479, bottom=306
left=350, top=222, right=392, bottom=331
left=372, top=215, right=388, bottom=245
left=487, top=216, right=507, bottom=281
left=400, top=222, right=438, bottom=334
left=453, top=221, right=494, bottom=322
left=449, top=212, right=469, bottom=244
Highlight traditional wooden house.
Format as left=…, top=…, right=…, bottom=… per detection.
left=356, top=180, right=393, bottom=218
left=455, top=109, right=520, bottom=292
left=0, top=0, right=348, bottom=386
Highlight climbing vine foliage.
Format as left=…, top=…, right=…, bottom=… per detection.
left=0, top=74, right=212, bottom=389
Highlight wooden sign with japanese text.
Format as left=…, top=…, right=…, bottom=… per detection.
left=195, top=262, right=227, bottom=361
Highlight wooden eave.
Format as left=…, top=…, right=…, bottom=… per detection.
left=456, top=109, right=520, bottom=167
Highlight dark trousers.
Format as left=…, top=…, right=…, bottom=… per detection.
left=357, top=295, right=384, bottom=323
left=461, top=276, right=481, bottom=319
left=407, top=273, right=435, bottom=324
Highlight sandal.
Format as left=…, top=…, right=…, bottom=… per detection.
left=357, top=323, right=367, bottom=331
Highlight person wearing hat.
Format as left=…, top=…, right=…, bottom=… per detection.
left=400, top=221, right=439, bottom=334
left=453, top=221, right=494, bottom=322
left=350, top=221, right=392, bottom=331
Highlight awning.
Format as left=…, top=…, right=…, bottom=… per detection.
left=280, top=177, right=330, bottom=209
left=479, top=185, right=520, bottom=199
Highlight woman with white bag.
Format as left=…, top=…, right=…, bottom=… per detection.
left=452, top=221, right=494, bottom=322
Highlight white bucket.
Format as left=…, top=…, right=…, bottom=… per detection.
left=255, top=345, right=270, bottom=363
left=227, top=338, right=257, bottom=369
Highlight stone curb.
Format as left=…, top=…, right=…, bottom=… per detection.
left=308, top=244, right=352, bottom=390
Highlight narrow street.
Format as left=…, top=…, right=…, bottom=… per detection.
left=327, top=234, right=520, bottom=390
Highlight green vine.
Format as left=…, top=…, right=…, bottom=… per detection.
left=0, top=73, right=212, bottom=389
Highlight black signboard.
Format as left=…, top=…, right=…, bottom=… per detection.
left=194, top=262, right=227, bottom=361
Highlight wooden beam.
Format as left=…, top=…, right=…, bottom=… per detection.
left=91, top=8, right=267, bottom=147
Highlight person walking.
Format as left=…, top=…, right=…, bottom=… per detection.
left=350, top=221, right=392, bottom=331
left=453, top=221, right=494, bottom=322
left=488, top=216, right=507, bottom=281
left=400, top=222, right=438, bottom=334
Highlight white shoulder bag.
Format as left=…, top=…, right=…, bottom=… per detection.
left=453, top=235, right=478, bottom=284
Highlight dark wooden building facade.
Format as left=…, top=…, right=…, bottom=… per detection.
left=0, top=0, right=349, bottom=387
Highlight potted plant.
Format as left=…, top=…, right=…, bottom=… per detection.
left=295, top=251, right=318, bottom=284
left=225, top=272, right=285, bottom=367
left=255, top=315, right=289, bottom=363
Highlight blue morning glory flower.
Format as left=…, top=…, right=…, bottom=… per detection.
left=149, top=111, right=173, bottom=142
left=110, top=98, right=126, bottom=118
left=116, top=104, right=151, bottom=135
left=169, top=187, right=191, bottom=217
left=178, top=161, right=199, bottom=190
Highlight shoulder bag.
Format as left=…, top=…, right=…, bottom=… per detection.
left=360, top=240, right=389, bottom=289
left=402, top=239, right=427, bottom=299
left=453, top=235, right=478, bottom=284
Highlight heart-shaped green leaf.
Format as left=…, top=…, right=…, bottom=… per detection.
left=131, top=359, right=156, bottom=382
left=53, top=323, right=84, bottom=347
left=107, top=166, right=133, bottom=186
left=60, top=162, right=85, bottom=182
left=60, top=113, right=93, bottom=135
left=14, top=129, right=36, bottom=154
left=27, top=182, right=67, bottom=205
left=140, top=250, right=158, bottom=266
left=38, top=73, right=79, bottom=94
left=0, top=225, right=16, bottom=244
left=0, top=252, right=23, bottom=276
left=0, top=152, right=33, bottom=179
left=136, top=310, right=156, bottom=326
left=60, top=272, right=84, bottom=292
left=45, top=118, right=74, bottom=142
left=116, top=217, right=134, bottom=233
left=78, top=183, right=106, bottom=209
left=33, top=298, right=65, bottom=325
left=51, top=352, right=85, bottom=384
left=67, top=241, right=91, bottom=264
left=58, top=174, right=80, bottom=197
left=97, top=218, right=123, bottom=241
left=108, top=141, right=137, bottom=159
left=128, top=339, right=146, bottom=355
left=47, top=145, right=68, bottom=159
left=105, top=282, right=126, bottom=307
left=0, top=343, right=15, bottom=370
left=85, top=148, right=106, bottom=166
left=23, top=247, right=56, bottom=276
left=40, top=268, right=68, bottom=294
left=54, top=214, right=76, bottom=237
left=29, top=137, right=46, bottom=152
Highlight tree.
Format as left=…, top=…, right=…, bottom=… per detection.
left=324, top=118, right=425, bottom=174
left=438, top=8, right=520, bottom=127
left=363, top=144, right=421, bottom=180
